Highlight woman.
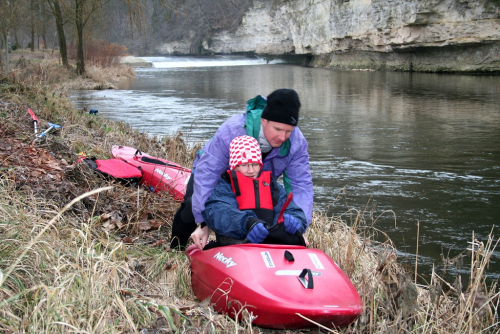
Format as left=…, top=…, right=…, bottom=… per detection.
left=191, top=135, right=307, bottom=250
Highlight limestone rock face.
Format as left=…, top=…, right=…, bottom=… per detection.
left=157, top=0, right=500, bottom=72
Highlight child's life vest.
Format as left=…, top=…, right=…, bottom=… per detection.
left=227, top=170, right=279, bottom=224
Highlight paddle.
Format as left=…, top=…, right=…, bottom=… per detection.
left=28, top=108, right=38, bottom=134
left=34, top=122, right=62, bottom=142
left=277, top=192, right=293, bottom=224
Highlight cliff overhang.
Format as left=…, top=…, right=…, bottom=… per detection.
left=157, top=0, right=500, bottom=73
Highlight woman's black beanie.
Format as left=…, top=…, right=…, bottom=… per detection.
left=261, top=89, right=301, bottom=126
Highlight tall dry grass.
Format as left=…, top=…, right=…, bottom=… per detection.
left=1, top=173, right=498, bottom=333
left=3, top=49, right=134, bottom=92
left=307, top=211, right=500, bottom=333
left=1, top=55, right=499, bottom=333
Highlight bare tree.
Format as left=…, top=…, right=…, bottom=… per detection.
left=30, top=0, right=36, bottom=51
left=46, top=0, right=70, bottom=67
left=74, top=0, right=101, bottom=74
left=40, top=1, right=49, bottom=49
left=73, top=0, right=152, bottom=74
left=0, top=0, right=21, bottom=73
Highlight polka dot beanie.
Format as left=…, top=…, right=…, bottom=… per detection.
left=229, top=135, right=263, bottom=171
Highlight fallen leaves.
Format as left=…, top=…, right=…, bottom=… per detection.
left=0, top=132, right=69, bottom=187
left=99, top=209, right=167, bottom=235
left=138, top=220, right=153, bottom=231
left=152, top=239, right=165, bottom=247
left=0, top=115, right=177, bottom=252
left=138, top=219, right=164, bottom=231
left=121, top=236, right=135, bottom=244
left=100, top=210, right=124, bottom=231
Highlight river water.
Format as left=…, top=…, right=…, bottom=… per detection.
left=68, top=56, right=500, bottom=282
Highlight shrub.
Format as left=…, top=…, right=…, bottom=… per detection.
left=69, top=40, right=128, bottom=67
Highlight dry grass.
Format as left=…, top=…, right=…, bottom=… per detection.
left=2, top=49, right=135, bottom=91
left=307, top=211, right=500, bottom=333
left=1, top=56, right=499, bottom=333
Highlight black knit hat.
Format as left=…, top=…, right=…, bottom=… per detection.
left=261, top=89, right=301, bottom=126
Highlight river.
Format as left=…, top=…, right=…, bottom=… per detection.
left=68, top=56, right=500, bottom=282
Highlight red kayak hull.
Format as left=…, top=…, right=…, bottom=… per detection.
left=186, top=244, right=363, bottom=329
left=111, top=145, right=191, bottom=200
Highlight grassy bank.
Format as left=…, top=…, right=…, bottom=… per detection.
left=1, top=54, right=499, bottom=333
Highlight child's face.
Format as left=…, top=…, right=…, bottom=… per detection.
left=234, top=163, right=261, bottom=178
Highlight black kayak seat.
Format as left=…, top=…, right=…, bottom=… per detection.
left=140, top=156, right=167, bottom=165
left=140, top=156, right=184, bottom=169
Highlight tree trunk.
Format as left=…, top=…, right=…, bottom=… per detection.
left=48, top=0, right=69, bottom=67
left=31, top=27, right=35, bottom=51
left=42, top=1, right=47, bottom=49
left=5, top=32, right=10, bottom=74
left=30, top=0, right=35, bottom=52
left=75, top=0, right=85, bottom=75
left=14, top=28, right=20, bottom=49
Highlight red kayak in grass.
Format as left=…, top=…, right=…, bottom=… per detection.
left=186, top=243, right=363, bottom=329
left=111, top=145, right=191, bottom=200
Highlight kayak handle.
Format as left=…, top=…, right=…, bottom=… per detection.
left=298, top=268, right=314, bottom=289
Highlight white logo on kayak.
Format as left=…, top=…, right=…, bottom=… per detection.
left=275, top=270, right=322, bottom=276
left=308, top=253, right=325, bottom=270
left=214, top=252, right=237, bottom=268
left=154, top=168, right=172, bottom=179
left=261, top=251, right=275, bottom=268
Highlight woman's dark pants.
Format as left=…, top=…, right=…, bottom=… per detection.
left=170, top=173, right=197, bottom=250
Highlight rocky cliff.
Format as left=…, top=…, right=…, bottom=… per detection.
left=157, top=0, right=500, bottom=72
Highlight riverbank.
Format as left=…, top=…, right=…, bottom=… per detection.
left=1, top=56, right=499, bottom=333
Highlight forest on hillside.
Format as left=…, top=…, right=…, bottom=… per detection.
left=0, top=0, right=254, bottom=69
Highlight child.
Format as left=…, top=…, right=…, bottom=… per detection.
left=193, top=135, right=307, bottom=249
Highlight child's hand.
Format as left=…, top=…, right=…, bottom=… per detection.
left=283, top=214, right=301, bottom=234
left=247, top=223, right=269, bottom=243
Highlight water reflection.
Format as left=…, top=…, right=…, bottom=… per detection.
left=69, top=57, right=500, bottom=281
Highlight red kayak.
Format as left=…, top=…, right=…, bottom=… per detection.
left=187, top=243, right=363, bottom=329
left=111, top=145, right=191, bottom=200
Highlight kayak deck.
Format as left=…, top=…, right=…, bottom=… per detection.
left=187, top=244, right=362, bottom=329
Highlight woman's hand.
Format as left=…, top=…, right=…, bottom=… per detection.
left=190, top=224, right=209, bottom=250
